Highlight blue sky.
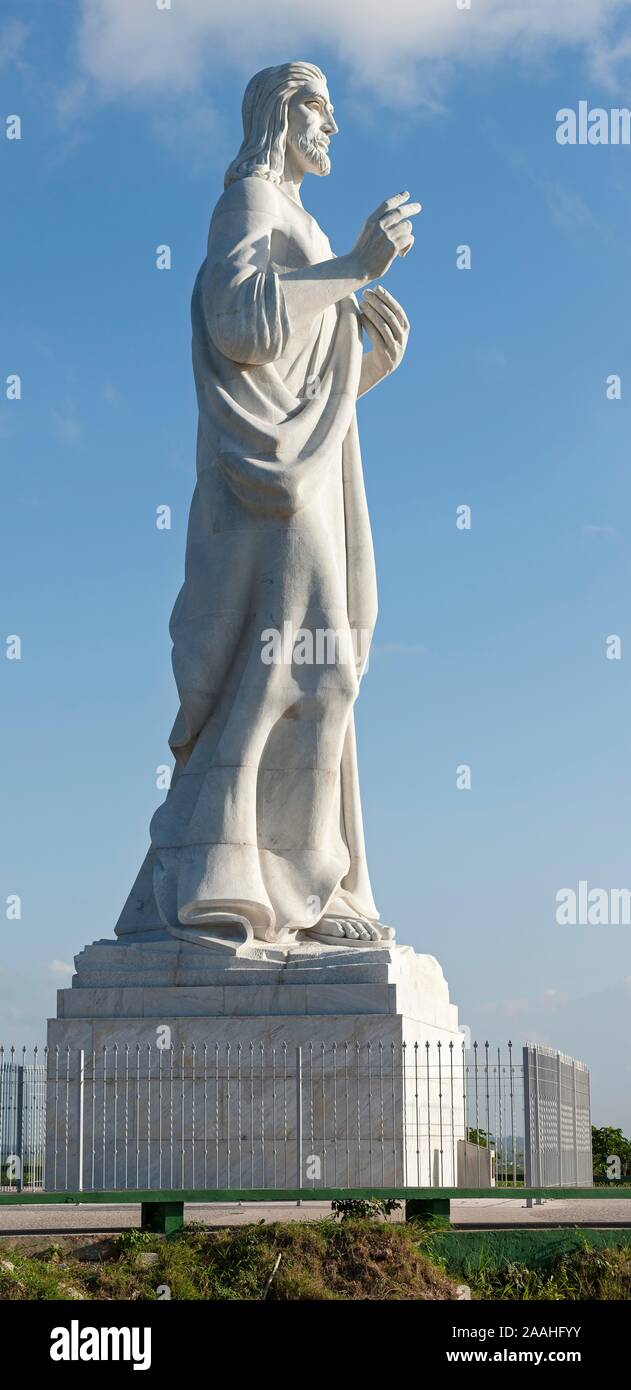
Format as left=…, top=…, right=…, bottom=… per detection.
left=2, top=0, right=631, bottom=1127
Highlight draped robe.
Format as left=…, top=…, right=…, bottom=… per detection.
left=119, top=175, right=380, bottom=944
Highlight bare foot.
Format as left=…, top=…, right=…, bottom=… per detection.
left=307, top=916, right=395, bottom=945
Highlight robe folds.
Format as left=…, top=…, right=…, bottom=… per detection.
left=149, top=175, right=380, bottom=941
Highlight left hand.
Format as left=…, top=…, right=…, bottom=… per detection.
left=360, top=285, right=410, bottom=384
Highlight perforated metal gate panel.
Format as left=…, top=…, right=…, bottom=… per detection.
left=523, top=1044, right=592, bottom=1187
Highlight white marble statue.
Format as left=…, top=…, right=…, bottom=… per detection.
left=121, top=62, right=421, bottom=954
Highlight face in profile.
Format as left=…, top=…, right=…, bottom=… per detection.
left=286, top=82, right=338, bottom=177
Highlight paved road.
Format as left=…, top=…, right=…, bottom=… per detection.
left=452, top=1197, right=631, bottom=1228
left=0, top=1198, right=630, bottom=1236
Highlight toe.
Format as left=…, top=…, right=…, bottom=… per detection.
left=358, top=917, right=380, bottom=939
left=321, top=919, right=344, bottom=937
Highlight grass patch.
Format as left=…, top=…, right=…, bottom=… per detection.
left=0, top=1221, right=455, bottom=1302
left=442, top=1242, right=631, bottom=1301
left=1, top=1225, right=629, bottom=1301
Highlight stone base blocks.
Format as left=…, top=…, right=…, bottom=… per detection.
left=46, top=940, right=465, bottom=1194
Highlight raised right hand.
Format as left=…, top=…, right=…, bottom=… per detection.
left=351, top=192, right=422, bottom=282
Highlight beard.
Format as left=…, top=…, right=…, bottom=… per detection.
left=288, top=130, right=331, bottom=175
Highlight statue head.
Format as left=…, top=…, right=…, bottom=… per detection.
left=224, top=61, right=338, bottom=189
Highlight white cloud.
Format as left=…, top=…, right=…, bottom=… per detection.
left=0, top=18, right=28, bottom=72
left=51, top=410, right=83, bottom=446
left=582, top=522, right=617, bottom=536
left=543, top=180, right=597, bottom=230
left=56, top=78, right=90, bottom=123
left=75, top=0, right=631, bottom=104
left=590, top=28, right=631, bottom=86
left=48, top=959, right=74, bottom=978
left=151, top=98, right=226, bottom=171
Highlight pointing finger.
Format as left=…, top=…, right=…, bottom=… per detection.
left=381, top=202, right=422, bottom=229
left=371, top=191, right=412, bottom=220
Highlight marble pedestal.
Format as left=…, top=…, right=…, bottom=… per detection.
left=46, top=939, right=465, bottom=1192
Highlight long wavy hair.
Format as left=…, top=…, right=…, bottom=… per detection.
left=224, top=61, right=327, bottom=189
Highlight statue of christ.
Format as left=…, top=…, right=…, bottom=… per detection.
left=116, top=61, right=420, bottom=954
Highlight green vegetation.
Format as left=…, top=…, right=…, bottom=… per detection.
left=330, top=1198, right=401, bottom=1221
left=0, top=1223, right=629, bottom=1301
left=592, top=1125, right=631, bottom=1181
left=459, top=1244, right=631, bottom=1301
left=466, top=1128, right=489, bottom=1147
left=0, top=1223, right=455, bottom=1301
